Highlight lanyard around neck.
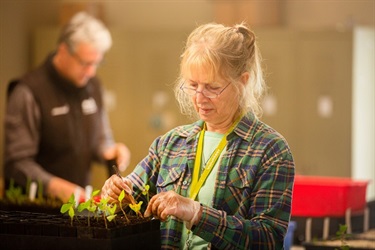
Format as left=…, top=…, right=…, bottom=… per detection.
left=190, top=117, right=241, bottom=200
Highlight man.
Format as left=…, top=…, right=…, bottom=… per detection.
left=4, top=12, right=130, bottom=202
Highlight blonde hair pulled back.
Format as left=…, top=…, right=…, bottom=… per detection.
left=174, top=22, right=266, bottom=119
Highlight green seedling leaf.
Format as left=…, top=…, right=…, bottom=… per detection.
left=129, top=201, right=144, bottom=218
left=118, top=190, right=130, bottom=222
left=119, top=190, right=125, bottom=202
left=61, top=203, right=71, bottom=213
left=60, top=194, right=76, bottom=226
left=336, top=224, right=347, bottom=236
left=87, top=205, right=97, bottom=213
left=78, top=200, right=90, bottom=212
left=142, top=184, right=150, bottom=204
left=92, top=189, right=100, bottom=197
left=106, top=214, right=117, bottom=222
left=108, top=204, right=117, bottom=215
left=142, top=185, right=150, bottom=196
left=68, top=206, right=75, bottom=219
left=129, top=201, right=143, bottom=214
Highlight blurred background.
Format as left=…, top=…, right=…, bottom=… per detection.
left=0, top=0, right=374, bottom=203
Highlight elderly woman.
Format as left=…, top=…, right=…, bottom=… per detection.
left=102, top=22, right=295, bottom=249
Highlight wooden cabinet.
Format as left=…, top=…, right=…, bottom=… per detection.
left=256, top=28, right=374, bottom=199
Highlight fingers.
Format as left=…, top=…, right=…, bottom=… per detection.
left=48, top=177, right=85, bottom=203
left=101, top=175, right=133, bottom=203
left=102, top=143, right=131, bottom=172
left=144, top=191, right=178, bottom=221
left=145, top=201, right=169, bottom=220
left=122, top=178, right=133, bottom=194
left=101, top=178, right=116, bottom=202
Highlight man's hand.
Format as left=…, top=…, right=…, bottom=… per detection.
left=47, top=177, right=85, bottom=203
left=103, top=143, right=131, bottom=172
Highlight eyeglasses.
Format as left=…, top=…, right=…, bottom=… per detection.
left=70, top=52, right=103, bottom=68
left=180, top=81, right=231, bottom=99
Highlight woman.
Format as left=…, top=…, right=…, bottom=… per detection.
left=102, top=22, right=295, bottom=249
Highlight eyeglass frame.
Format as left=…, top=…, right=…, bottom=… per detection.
left=69, top=49, right=104, bottom=68
left=180, top=81, right=231, bottom=99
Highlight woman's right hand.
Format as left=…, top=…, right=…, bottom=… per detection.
left=101, top=174, right=134, bottom=204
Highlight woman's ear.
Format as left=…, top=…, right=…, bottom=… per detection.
left=240, top=72, right=250, bottom=86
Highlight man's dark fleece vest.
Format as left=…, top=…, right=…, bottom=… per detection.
left=20, top=57, right=104, bottom=187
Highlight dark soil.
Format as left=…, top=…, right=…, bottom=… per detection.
left=0, top=210, right=161, bottom=250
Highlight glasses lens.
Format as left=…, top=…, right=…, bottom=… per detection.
left=182, top=87, right=217, bottom=98
left=182, top=86, right=196, bottom=96
left=181, top=81, right=229, bottom=99
left=202, top=90, right=216, bottom=98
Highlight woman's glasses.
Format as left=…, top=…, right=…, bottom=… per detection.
left=180, top=81, right=231, bottom=99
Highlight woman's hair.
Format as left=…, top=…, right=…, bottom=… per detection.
left=174, top=22, right=266, bottom=119
left=57, top=12, right=112, bottom=53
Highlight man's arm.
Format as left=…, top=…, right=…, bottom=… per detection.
left=4, top=84, right=85, bottom=202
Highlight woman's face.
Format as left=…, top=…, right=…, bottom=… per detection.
left=186, top=70, right=241, bottom=133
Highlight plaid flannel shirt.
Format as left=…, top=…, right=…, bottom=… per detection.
left=127, top=112, right=295, bottom=249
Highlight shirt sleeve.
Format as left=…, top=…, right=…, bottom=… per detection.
left=4, top=84, right=53, bottom=189
left=97, top=107, right=115, bottom=155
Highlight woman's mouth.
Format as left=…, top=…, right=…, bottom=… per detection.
left=199, top=107, right=212, bottom=115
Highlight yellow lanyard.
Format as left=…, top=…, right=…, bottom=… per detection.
left=189, top=117, right=241, bottom=200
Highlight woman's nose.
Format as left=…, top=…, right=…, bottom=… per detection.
left=195, top=90, right=208, bottom=101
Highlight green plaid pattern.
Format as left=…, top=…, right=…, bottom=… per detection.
left=127, top=112, right=295, bottom=249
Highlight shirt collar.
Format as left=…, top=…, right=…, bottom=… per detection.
left=175, top=112, right=259, bottom=144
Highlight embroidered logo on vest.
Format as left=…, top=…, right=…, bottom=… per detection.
left=82, top=97, right=98, bottom=115
left=51, top=104, right=69, bottom=116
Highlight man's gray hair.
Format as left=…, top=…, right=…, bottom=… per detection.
left=58, top=11, right=112, bottom=53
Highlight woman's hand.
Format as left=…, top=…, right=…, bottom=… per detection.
left=144, top=190, right=202, bottom=229
left=101, top=174, right=134, bottom=204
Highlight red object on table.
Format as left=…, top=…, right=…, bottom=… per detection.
left=79, top=195, right=102, bottom=204
left=291, top=175, right=369, bottom=217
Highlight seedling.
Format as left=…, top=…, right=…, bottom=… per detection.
left=118, top=190, right=130, bottom=223
left=59, top=182, right=152, bottom=229
left=129, top=201, right=143, bottom=217
left=97, top=197, right=117, bottom=229
left=112, top=165, right=146, bottom=218
left=4, top=179, right=62, bottom=209
left=77, top=189, right=101, bottom=227
left=142, top=184, right=150, bottom=203
left=60, top=194, right=76, bottom=226
left=5, top=179, right=25, bottom=204
left=333, top=224, right=351, bottom=250
left=61, top=189, right=119, bottom=229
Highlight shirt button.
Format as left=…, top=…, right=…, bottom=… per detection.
left=183, top=180, right=188, bottom=185
left=174, top=237, right=179, bottom=242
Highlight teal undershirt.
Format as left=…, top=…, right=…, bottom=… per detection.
left=180, top=131, right=225, bottom=250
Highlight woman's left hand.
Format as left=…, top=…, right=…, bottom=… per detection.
left=144, top=190, right=202, bottom=228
